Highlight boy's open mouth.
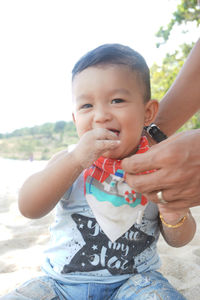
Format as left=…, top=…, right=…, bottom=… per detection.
left=108, top=129, right=120, bottom=137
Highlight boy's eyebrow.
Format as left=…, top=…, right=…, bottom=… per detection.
left=75, top=88, right=131, bottom=102
left=109, top=88, right=131, bottom=96
left=76, top=94, right=93, bottom=102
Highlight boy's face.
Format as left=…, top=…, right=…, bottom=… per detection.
left=72, top=65, right=158, bottom=159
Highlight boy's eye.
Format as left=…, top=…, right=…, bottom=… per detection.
left=80, top=103, right=92, bottom=109
left=111, top=98, right=125, bottom=104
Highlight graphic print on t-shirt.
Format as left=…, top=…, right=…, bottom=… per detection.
left=61, top=214, right=155, bottom=275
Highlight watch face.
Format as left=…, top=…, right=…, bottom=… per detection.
left=146, top=124, right=167, bottom=143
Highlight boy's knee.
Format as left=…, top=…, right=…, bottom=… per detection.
left=0, top=277, right=58, bottom=300
left=113, top=272, right=186, bottom=300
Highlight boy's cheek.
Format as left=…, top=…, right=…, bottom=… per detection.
left=72, top=118, right=85, bottom=137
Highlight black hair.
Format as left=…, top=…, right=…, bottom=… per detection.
left=72, top=43, right=151, bottom=102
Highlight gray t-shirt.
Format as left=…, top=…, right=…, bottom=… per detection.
left=42, top=173, right=161, bottom=284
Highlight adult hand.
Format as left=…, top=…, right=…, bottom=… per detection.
left=121, top=129, right=200, bottom=210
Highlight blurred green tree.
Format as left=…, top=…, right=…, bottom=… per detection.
left=156, top=0, right=200, bottom=47
left=151, top=0, right=200, bottom=130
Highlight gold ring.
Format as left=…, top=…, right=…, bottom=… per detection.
left=157, top=191, right=168, bottom=204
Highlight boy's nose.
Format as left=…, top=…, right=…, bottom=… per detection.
left=93, top=105, right=112, bottom=123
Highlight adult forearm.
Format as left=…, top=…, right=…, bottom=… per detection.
left=155, top=38, right=200, bottom=136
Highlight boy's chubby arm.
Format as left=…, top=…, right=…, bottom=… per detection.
left=158, top=204, right=196, bottom=247
left=18, top=128, right=120, bottom=219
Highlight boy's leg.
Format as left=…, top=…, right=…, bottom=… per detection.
left=112, top=271, right=186, bottom=300
left=0, top=276, right=59, bottom=300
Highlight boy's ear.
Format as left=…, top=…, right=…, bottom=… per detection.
left=72, top=113, right=76, bottom=124
left=144, top=99, right=159, bottom=126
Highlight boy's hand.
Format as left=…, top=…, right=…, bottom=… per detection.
left=72, top=128, right=121, bottom=169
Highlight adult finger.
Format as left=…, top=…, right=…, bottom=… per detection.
left=143, top=190, right=186, bottom=209
left=156, top=198, right=197, bottom=211
left=125, top=169, right=169, bottom=194
left=144, top=190, right=176, bottom=204
left=121, top=146, right=161, bottom=174
left=144, top=187, right=200, bottom=210
left=121, top=133, right=182, bottom=174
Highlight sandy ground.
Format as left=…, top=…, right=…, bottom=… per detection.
left=0, top=158, right=200, bottom=299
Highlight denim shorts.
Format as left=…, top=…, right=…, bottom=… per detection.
left=0, top=271, right=186, bottom=300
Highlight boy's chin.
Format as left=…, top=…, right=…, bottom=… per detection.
left=102, top=150, right=125, bottom=160
left=102, top=148, right=137, bottom=160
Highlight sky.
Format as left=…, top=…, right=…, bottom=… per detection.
left=0, top=0, right=199, bottom=134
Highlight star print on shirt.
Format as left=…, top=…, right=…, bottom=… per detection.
left=61, top=214, right=155, bottom=275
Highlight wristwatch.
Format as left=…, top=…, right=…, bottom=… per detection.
left=144, top=123, right=168, bottom=143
